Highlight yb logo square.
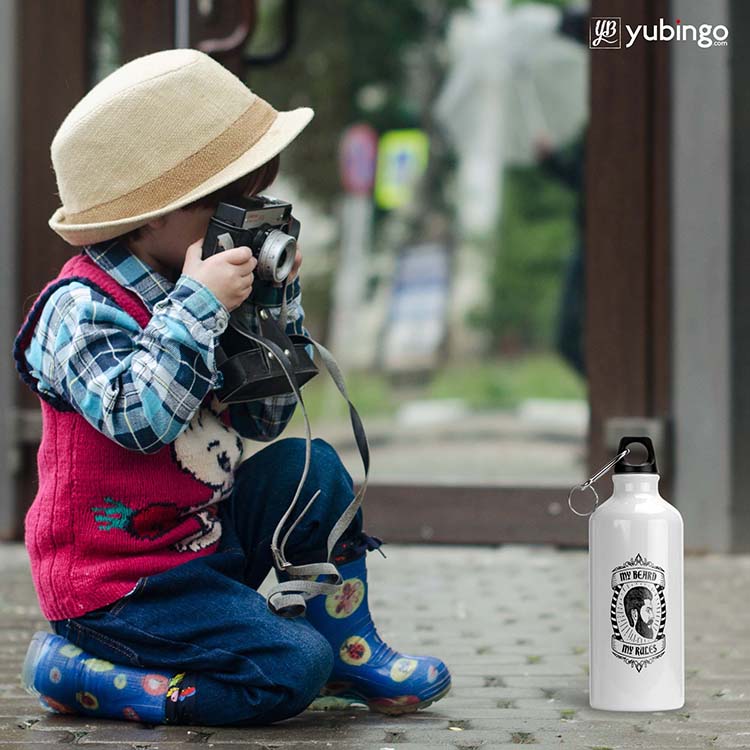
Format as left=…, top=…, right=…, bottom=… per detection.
left=590, top=17, right=621, bottom=49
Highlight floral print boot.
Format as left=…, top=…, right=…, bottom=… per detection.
left=21, top=631, right=192, bottom=722
left=303, top=551, right=451, bottom=714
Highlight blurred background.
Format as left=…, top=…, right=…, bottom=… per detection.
left=1, top=0, right=746, bottom=553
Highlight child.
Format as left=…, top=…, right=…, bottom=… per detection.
left=13, top=49, right=450, bottom=726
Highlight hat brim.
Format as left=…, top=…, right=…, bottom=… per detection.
left=49, top=107, right=314, bottom=246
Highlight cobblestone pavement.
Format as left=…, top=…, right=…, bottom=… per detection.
left=1, top=543, right=749, bottom=749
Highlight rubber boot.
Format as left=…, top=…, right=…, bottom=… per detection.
left=21, top=631, right=195, bottom=723
left=302, top=550, right=451, bottom=714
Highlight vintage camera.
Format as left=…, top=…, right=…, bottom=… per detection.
left=202, top=194, right=300, bottom=294
left=202, top=195, right=318, bottom=404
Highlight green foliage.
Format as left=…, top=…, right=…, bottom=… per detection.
left=247, top=0, right=583, bottom=355
left=428, top=353, right=586, bottom=410
left=288, top=352, right=585, bottom=426
left=244, top=0, right=469, bottom=338
left=473, top=164, right=578, bottom=350
left=287, top=367, right=397, bottom=428
left=245, top=0, right=468, bottom=215
left=89, top=0, right=120, bottom=85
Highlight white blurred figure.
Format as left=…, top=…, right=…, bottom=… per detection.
left=434, top=0, right=588, bottom=236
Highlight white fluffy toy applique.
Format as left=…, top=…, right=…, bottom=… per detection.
left=169, top=397, right=244, bottom=552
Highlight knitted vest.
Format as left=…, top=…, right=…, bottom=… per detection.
left=13, top=251, right=244, bottom=621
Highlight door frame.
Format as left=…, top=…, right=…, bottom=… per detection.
left=586, top=0, right=671, bottom=483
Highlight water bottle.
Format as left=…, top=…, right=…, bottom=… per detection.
left=589, top=436, right=684, bottom=711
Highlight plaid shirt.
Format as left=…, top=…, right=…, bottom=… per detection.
left=22, top=240, right=306, bottom=451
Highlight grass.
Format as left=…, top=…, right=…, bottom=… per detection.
left=287, top=352, right=586, bottom=428
left=287, top=367, right=398, bottom=426
left=431, top=353, right=586, bottom=410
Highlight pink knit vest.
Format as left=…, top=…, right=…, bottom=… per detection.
left=13, top=251, right=244, bottom=620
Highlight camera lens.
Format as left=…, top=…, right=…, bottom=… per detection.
left=257, top=229, right=296, bottom=283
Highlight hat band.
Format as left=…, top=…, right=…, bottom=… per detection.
left=64, top=96, right=278, bottom=225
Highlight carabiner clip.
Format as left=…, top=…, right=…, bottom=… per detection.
left=567, top=448, right=630, bottom=517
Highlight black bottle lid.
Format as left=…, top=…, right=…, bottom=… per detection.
left=614, top=436, right=658, bottom=474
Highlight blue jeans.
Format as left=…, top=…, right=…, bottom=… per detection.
left=50, top=437, right=364, bottom=726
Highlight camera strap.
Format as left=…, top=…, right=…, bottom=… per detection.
left=225, top=317, right=370, bottom=618
left=267, top=335, right=370, bottom=612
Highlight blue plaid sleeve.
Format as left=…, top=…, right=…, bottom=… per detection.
left=226, top=277, right=309, bottom=441
left=24, top=275, right=230, bottom=453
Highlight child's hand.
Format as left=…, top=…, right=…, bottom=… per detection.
left=273, top=248, right=303, bottom=287
left=182, top=239, right=257, bottom=313
left=289, top=248, right=303, bottom=282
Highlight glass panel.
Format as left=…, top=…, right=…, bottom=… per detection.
left=250, top=0, right=590, bottom=487
left=88, top=0, right=121, bottom=87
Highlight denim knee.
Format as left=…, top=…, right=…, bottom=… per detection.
left=286, top=627, right=334, bottom=707
left=193, top=627, right=334, bottom=727
left=311, top=438, right=353, bottom=489
left=274, top=437, right=349, bottom=478
left=259, top=627, right=334, bottom=723
left=275, top=437, right=353, bottom=500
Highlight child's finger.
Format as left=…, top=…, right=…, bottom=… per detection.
left=288, top=250, right=303, bottom=280
left=222, top=246, right=253, bottom=264
left=238, top=257, right=258, bottom=276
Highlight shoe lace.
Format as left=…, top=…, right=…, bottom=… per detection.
left=332, top=533, right=385, bottom=564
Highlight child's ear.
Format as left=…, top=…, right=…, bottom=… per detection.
left=147, top=216, right=168, bottom=230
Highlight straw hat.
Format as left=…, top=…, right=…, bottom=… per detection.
left=49, top=48, right=314, bottom=246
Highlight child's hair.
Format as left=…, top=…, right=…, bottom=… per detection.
left=119, top=154, right=281, bottom=244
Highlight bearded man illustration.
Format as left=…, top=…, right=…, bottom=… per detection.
left=623, top=586, right=655, bottom=640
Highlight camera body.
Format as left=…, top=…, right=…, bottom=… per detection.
left=201, top=194, right=300, bottom=298
left=202, top=194, right=317, bottom=404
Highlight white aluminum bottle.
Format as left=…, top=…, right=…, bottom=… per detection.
left=589, top=436, right=684, bottom=711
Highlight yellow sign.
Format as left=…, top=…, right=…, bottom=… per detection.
left=374, top=129, right=429, bottom=210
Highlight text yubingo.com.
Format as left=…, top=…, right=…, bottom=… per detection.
left=626, top=19, right=729, bottom=49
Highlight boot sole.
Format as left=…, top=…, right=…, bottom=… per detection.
left=367, top=682, right=452, bottom=715
left=310, top=682, right=452, bottom=715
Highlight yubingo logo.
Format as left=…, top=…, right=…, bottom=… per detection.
left=590, top=17, right=729, bottom=50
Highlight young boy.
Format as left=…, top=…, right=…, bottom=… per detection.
left=13, top=49, right=450, bottom=726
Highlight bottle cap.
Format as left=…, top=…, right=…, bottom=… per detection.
left=614, top=436, right=658, bottom=474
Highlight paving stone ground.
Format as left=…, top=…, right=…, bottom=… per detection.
left=1, top=543, right=748, bottom=749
